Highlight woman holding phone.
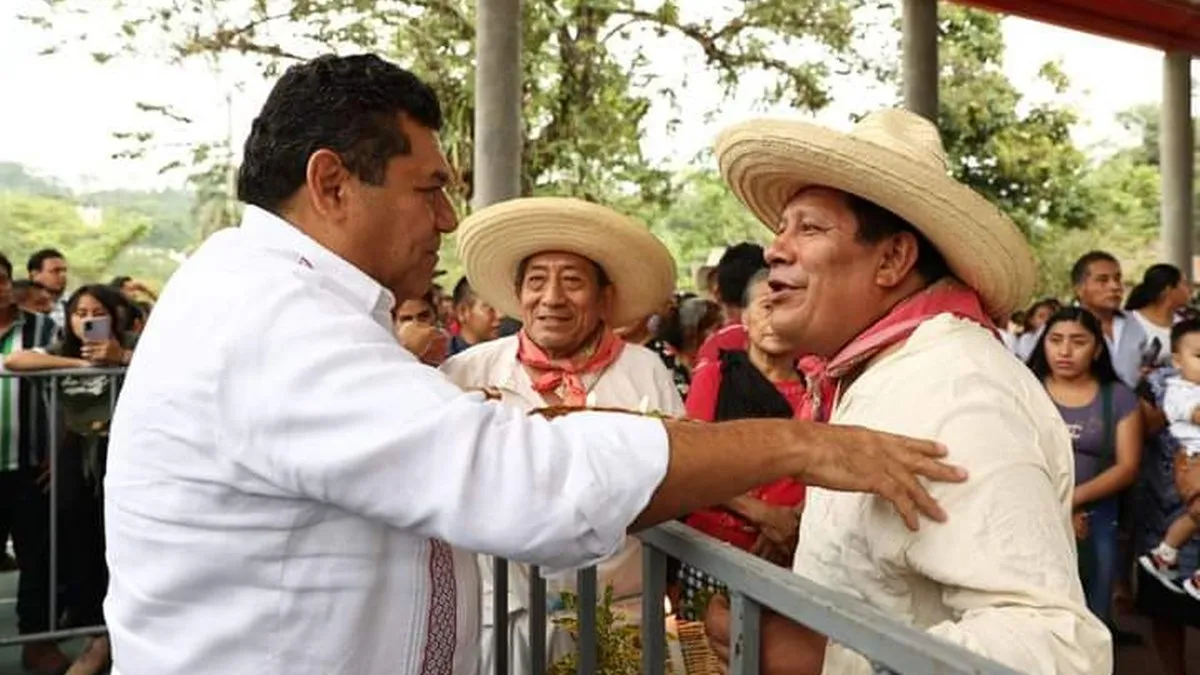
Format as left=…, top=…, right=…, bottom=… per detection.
left=4, top=283, right=136, bottom=675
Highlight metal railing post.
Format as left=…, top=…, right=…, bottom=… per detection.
left=530, top=566, right=546, bottom=675
left=493, top=557, right=508, bottom=675
left=576, top=567, right=597, bottom=675
left=730, top=592, right=761, bottom=675
left=640, top=546, right=667, bottom=675
left=47, top=379, right=58, bottom=632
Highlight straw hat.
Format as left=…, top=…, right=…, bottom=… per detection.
left=456, top=197, right=677, bottom=327
left=714, top=108, right=1036, bottom=320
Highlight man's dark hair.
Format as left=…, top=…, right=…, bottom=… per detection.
left=452, top=277, right=476, bottom=307
left=716, top=243, right=766, bottom=308
left=110, top=275, right=132, bottom=288
left=236, top=54, right=444, bottom=213
left=0, top=252, right=11, bottom=278
left=1070, top=251, right=1119, bottom=287
left=1171, top=317, right=1200, bottom=353
left=27, top=248, right=65, bottom=274
left=848, top=195, right=949, bottom=283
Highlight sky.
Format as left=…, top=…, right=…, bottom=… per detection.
left=0, top=1, right=1197, bottom=193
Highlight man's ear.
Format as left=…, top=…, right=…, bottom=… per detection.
left=305, top=149, right=353, bottom=220
left=874, top=231, right=920, bottom=289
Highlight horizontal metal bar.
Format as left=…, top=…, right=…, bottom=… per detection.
left=638, top=522, right=1022, bottom=675
left=0, top=367, right=127, bottom=378
left=0, top=625, right=107, bottom=646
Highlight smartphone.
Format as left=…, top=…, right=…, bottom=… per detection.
left=81, top=316, right=112, bottom=343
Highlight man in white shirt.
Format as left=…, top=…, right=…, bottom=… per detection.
left=704, top=109, right=1110, bottom=673
left=103, top=55, right=963, bottom=675
left=443, top=197, right=685, bottom=672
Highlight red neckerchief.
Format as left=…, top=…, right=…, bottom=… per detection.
left=516, top=328, right=625, bottom=407
left=809, top=280, right=997, bottom=421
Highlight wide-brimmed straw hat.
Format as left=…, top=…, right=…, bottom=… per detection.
left=456, top=197, right=677, bottom=327
left=714, top=108, right=1036, bottom=320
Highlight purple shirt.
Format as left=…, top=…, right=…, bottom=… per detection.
left=1055, top=382, right=1138, bottom=486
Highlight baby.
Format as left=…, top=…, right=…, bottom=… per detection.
left=1140, top=319, right=1200, bottom=598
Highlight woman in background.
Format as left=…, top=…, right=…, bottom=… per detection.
left=677, top=270, right=807, bottom=619
left=1126, top=263, right=1190, bottom=369
left=1027, top=307, right=1142, bottom=632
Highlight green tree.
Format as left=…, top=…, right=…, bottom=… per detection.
left=0, top=192, right=151, bottom=284
left=25, top=0, right=874, bottom=239
left=929, top=5, right=1094, bottom=237
left=643, top=170, right=770, bottom=287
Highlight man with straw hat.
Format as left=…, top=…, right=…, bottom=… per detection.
left=704, top=109, right=1110, bottom=674
left=102, top=54, right=965, bottom=675
left=442, top=196, right=685, bottom=672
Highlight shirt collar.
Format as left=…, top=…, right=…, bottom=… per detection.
left=239, top=205, right=396, bottom=319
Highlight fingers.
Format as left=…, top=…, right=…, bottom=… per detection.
left=889, top=463, right=947, bottom=525
left=877, top=475, right=921, bottom=531
left=908, top=455, right=968, bottom=484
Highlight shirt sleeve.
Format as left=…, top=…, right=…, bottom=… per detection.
left=221, top=292, right=669, bottom=571
left=1110, top=382, right=1139, bottom=421
left=684, top=361, right=720, bottom=422
left=874, top=385, right=1108, bottom=674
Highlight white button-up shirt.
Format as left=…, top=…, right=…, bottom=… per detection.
left=103, top=205, right=670, bottom=675
left=795, top=315, right=1111, bottom=675
left=442, top=335, right=684, bottom=673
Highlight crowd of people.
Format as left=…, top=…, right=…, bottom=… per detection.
left=0, top=249, right=155, bottom=674
left=0, top=52, right=1195, bottom=675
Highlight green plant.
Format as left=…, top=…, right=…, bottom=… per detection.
left=548, top=586, right=670, bottom=675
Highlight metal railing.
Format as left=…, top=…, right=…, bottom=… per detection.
left=492, top=521, right=1022, bottom=675
left=0, top=367, right=122, bottom=647
left=1, top=366, right=1022, bottom=673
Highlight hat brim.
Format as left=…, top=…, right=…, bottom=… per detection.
left=715, top=119, right=1036, bottom=320
left=456, top=197, right=677, bottom=327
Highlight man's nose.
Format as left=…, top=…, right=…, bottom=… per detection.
left=765, top=237, right=789, bottom=267
left=541, top=281, right=566, bottom=305
left=435, top=192, right=458, bottom=233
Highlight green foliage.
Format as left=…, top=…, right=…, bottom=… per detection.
left=932, top=5, right=1093, bottom=236
left=546, top=586, right=647, bottom=675
left=642, top=170, right=770, bottom=285
left=0, top=192, right=151, bottom=284
left=24, top=0, right=871, bottom=220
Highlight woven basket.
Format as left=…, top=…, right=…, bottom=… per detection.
left=676, top=621, right=722, bottom=675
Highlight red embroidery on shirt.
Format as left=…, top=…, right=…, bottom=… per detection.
left=419, top=540, right=457, bottom=674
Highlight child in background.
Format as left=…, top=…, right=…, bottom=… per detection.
left=1140, top=318, right=1200, bottom=599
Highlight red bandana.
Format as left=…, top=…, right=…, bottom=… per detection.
left=517, top=328, right=625, bottom=407
left=809, top=280, right=997, bottom=420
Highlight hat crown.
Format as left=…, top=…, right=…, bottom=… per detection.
left=848, top=109, right=949, bottom=173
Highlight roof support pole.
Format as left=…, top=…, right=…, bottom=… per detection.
left=473, top=0, right=523, bottom=208
left=1160, top=51, right=1194, bottom=281
left=902, top=0, right=939, bottom=122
